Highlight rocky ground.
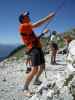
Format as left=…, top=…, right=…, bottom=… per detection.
left=0, top=54, right=75, bottom=100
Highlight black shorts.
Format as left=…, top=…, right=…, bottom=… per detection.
left=51, top=42, right=58, bottom=50
left=29, top=48, right=45, bottom=66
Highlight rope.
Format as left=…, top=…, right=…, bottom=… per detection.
left=41, top=0, right=66, bottom=34
left=55, top=0, right=66, bottom=15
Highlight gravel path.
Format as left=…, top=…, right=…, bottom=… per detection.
left=0, top=54, right=74, bottom=100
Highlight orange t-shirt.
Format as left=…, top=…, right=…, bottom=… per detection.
left=19, top=23, right=42, bottom=50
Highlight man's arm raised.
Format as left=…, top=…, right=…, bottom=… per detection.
left=32, top=12, right=55, bottom=28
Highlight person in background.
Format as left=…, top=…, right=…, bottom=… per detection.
left=50, top=31, right=58, bottom=65
left=18, top=11, right=55, bottom=96
left=63, top=35, right=75, bottom=86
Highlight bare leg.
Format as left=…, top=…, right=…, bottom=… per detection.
left=23, top=67, right=38, bottom=90
left=53, top=50, right=57, bottom=63
left=35, top=64, right=45, bottom=81
left=51, top=52, right=54, bottom=64
left=51, top=48, right=55, bottom=64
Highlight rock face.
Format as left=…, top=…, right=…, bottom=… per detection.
left=0, top=54, right=75, bottom=100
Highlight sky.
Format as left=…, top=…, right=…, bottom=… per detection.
left=0, top=0, right=75, bottom=45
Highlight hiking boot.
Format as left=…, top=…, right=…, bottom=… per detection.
left=33, top=80, right=42, bottom=85
left=26, top=67, right=31, bottom=73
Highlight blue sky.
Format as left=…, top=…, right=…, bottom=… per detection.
left=0, top=0, right=75, bottom=44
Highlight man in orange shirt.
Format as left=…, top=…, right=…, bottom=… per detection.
left=19, top=11, right=55, bottom=96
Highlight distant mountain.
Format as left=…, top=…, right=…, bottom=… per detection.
left=0, top=44, right=20, bottom=61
